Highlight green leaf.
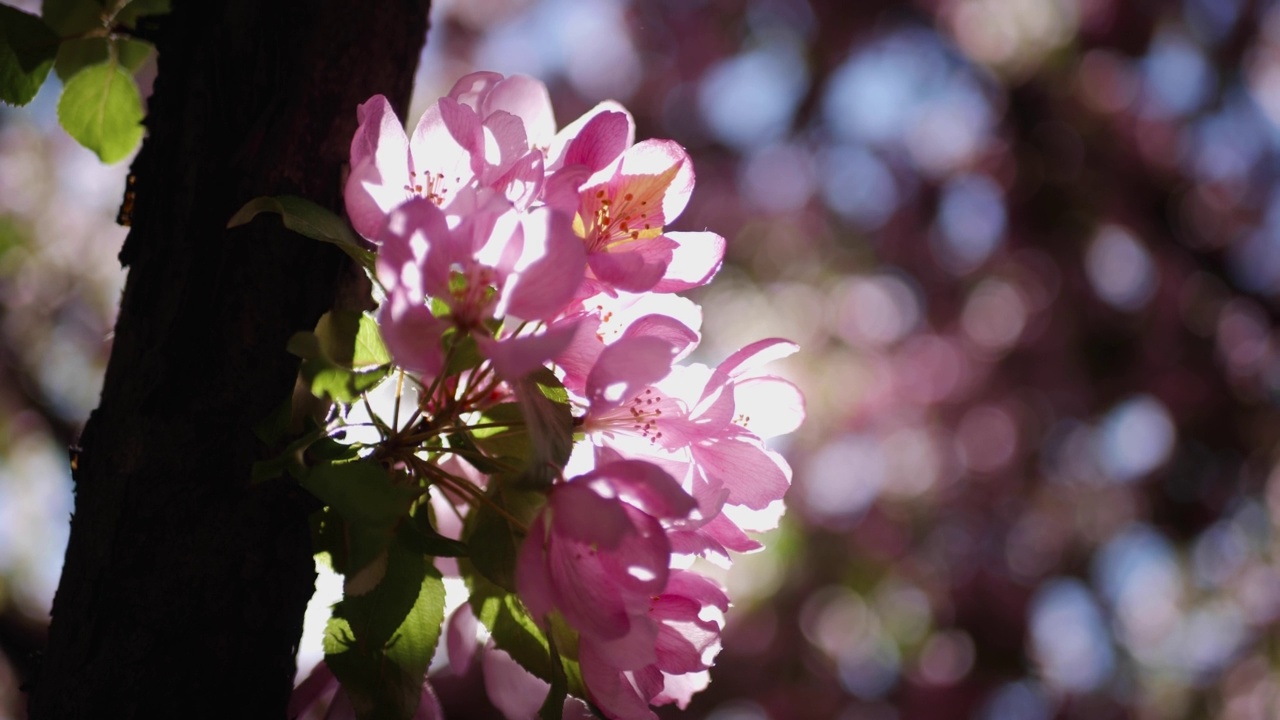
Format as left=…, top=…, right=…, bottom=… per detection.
left=253, top=393, right=296, bottom=446
left=315, top=310, right=360, bottom=366
left=469, top=403, right=533, bottom=478
left=539, top=629, right=569, bottom=720
left=354, top=313, right=391, bottom=368
left=444, top=331, right=484, bottom=376
left=326, top=530, right=446, bottom=720
left=302, top=458, right=417, bottom=574
left=465, top=566, right=585, bottom=701
left=510, top=368, right=573, bottom=489
left=57, top=61, right=144, bottom=163
left=288, top=329, right=390, bottom=404
left=250, top=423, right=357, bottom=485
left=114, top=0, right=170, bottom=28
left=0, top=6, right=59, bottom=107
left=311, top=365, right=388, bottom=404
left=403, top=501, right=469, bottom=558
left=462, top=488, right=544, bottom=592
left=54, top=36, right=151, bottom=81
left=304, top=459, right=414, bottom=529
left=43, top=0, right=169, bottom=33
left=42, top=0, right=103, bottom=36
left=227, top=195, right=375, bottom=270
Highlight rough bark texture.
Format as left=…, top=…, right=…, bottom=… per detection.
left=29, top=2, right=431, bottom=717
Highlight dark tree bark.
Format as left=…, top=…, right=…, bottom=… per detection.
left=29, top=2, right=431, bottom=717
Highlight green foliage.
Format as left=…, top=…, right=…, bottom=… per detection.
left=113, top=0, right=169, bottom=28
left=353, top=313, right=392, bottom=368
left=302, top=458, right=418, bottom=576
left=56, top=61, right=144, bottom=163
left=42, top=0, right=168, bottom=33
left=37, top=0, right=163, bottom=157
left=470, top=403, right=535, bottom=479
left=0, top=1, right=162, bottom=151
left=326, top=527, right=446, bottom=720
left=288, top=316, right=391, bottom=404
left=539, top=629, right=570, bottom=720
left=441, top=328, right=484, bottom=376
left=462, top=487, right=544, bottom=592
left=227, top=195, right=376, bottom=271
left=403, top=500, right=469, bottom=558
left=510, top=368, right=573, bottom=488
left=250, top=418, right=360, bottom=484
left=0, top=6, right=59, bottom=106
left=466, top=565, right=586, bottom=702
left=40, top=0, right=102, bottom=37
left=54, top=36, right=150, bottom=81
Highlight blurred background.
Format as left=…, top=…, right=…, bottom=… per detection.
left=4, top=0, right=1280, bottom=718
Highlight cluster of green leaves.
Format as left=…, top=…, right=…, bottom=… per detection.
left=239, top=197, right=586, bottom=719
left=0, top=0, right=166, bottom=162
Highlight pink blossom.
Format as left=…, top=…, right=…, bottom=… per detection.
left=374, top=197, right=584, bottom=379
left=553, top=292, right=702, bottom=396
left=345, top=95, right=477, bottom=240
left=515, top=461, right=694, bottom=667
left=575, top=570, right=728, bottom=719
left=289, top=661, right=443, bottom=720
left=573, top=139, right=726, bottom=297
left=577, top=339, right=804, bottom=560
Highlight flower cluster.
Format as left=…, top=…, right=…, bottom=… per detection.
left=297, top=72, right=803, bottom=720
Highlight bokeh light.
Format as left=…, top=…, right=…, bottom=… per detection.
left=8, top=0, right=1280, bottom=718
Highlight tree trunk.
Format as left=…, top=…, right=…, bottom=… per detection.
left=29, top=2, right=431, bottom=717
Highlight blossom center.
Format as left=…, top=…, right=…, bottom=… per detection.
left=446, top=265, right=501, bottom=329
left=585, top=387, right=670, bottom=445
left=405, top=169, right=456, bottom=206
left=577, top=187, right=662, bottom=253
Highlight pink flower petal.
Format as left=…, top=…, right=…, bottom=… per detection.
left=503, top=210, right=585, bottom=321
left=586, top=336, right=679, bottom=410
left=716, top=338, right=800, bottom=383
left=650, top=595, right=717, bottom=674
left=492, top=149, right=545, bottom=211
left=484, top=74, right=556, bottom=150
left=413, top=681, right=445, bottom=720
left=552, top=314, right=605, bottom=394
left=561, top=110, right=633, bottom=173
left=694, top=510, right=763, bottom=554
left=407, top=103, right=476, bottom=207
left=481, top=643, right=550, bottom=720
left=650, top=231, right=725, bottom=293
left=375, top=198, right=450, bottom=296
left=578, top=644, right=659, bottom=720
left=378, top=290, right=445, bottom=376
left=481, top=110, right=530, bottom=172
left=620, top=314, right=699, bottom=359
left=515, top=514, right=558, bottom=623
left=478, top=321, right=580, bottom=381
left=345, top=95, right=412, bottom=239
left=652, top=669, right=710, bottom=710
left=587, top=248, right=669, bottom=294
left=447, top=70, right=505, bottom=109
left=693, top=438, right=792, bottom=510
left=551, top=482, right=632, bottom=547
left=435, top=97, right=486, bottom=174
left=618, top=139, right=695, bottom=222
left=732, top=376, right=806, bottom=439
left=546, top=536, right=633, bottom=641
left=665, top=570, right=730, bottom=613
left=585, top=616, right=660, bottom=672
left=595, top=504, right=672, bottom=599
left=549, top=100, right=635, bottom=170
left=445, top=604, right=480, bottom=676
left=592, top=460, right=696, bottom=520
